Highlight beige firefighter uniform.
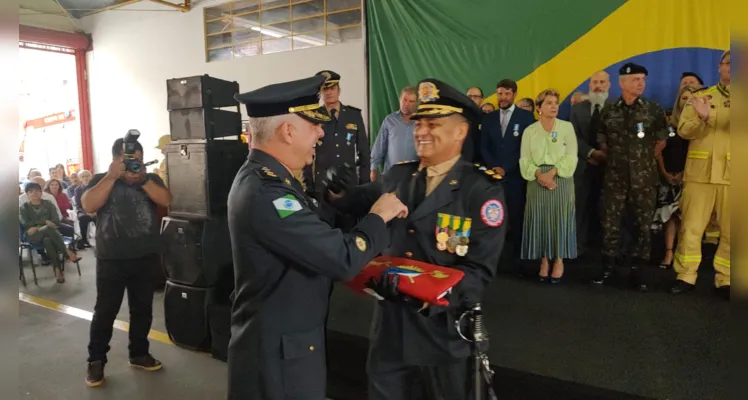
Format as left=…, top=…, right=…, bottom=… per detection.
left=675, top=83, right=730, bottom=287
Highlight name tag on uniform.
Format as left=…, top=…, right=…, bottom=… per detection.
left=346, top=123, right=358, bottom=130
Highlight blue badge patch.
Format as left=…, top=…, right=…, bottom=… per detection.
left=480, top=199, right=504, bottom=227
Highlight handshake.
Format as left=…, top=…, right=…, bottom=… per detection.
left=323, top=164, right=408, bottom=223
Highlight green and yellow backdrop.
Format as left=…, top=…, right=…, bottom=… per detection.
left=366, top=0, right=731, bottom=142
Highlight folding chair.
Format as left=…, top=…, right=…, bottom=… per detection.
left=19, top=224, right=81, bottom=285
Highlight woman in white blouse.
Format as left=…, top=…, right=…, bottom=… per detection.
left=519, top=89, right=578, bottom=283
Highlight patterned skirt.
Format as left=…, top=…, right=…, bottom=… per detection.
left=521, top=165, right=577, bottom=260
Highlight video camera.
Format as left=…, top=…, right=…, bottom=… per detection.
left=123, top=129, right=143, bottom=173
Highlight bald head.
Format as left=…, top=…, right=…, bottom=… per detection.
left=32, top=177, right=45, bottom=186
left=589, top=71, right=610, bottom=93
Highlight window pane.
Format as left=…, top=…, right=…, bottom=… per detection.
left=292, top=15, right=324, bottom=34
left=233, top=0, right=260, bottom=14
left=233, top=28, right=262, bottom=43
left=208, top=47, right=233, bottom=62
left=205, top=3, right=232, bottom=20
left=262, top=5, right=290, bottom=24
left=326, top=25, right=362, bottom=44
left=232, top=12, right=260, bottom=30
left=326, top=9, right=361, bottom=29
left=234, top=41, right=261, bottom=58
left=262, top=37, right=292, bottom=54
left=292, top=0, right=323, bottom=18
left=326, top=0, right=360, bottom=13
left=206, top=19, right=232, bottom=35
left=207, top=33, right=233, bottom=49
left=293, top=32, right=325, bottom=50
left=262, top=0, right=288, bottom=5
left=265, top=21, right=292, bottom=36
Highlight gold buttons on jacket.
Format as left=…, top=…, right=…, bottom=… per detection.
left=309, top=346, right=315, bottom=351
left=405, top=252, right=413, bottom=258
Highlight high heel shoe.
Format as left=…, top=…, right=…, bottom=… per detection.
left=539, top=275, right=549, bottom=283
left=659, top=249, right=674, bottom=269
left=550, top=277, right=562, bottom=284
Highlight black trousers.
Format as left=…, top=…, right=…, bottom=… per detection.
left=87, top=254, right=160, bottom=363
left=504, top=179, right=526, bottom=258
left=78, top=214, right=94, bottom=244
left=574, top=164, right=604, bottom=255
left=368, top=358, right=471, bottom=400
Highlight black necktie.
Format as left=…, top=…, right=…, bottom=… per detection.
left=330, top=108, right=338, bottom=120
left=412, top=168, right=428, bottom=209
left=590, top=104, right=601, bottom=144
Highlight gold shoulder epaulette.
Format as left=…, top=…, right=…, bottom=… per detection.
left=257, top=166, right=281, bottom=180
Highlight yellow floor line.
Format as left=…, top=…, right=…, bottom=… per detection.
left=19, top=292, right=173, bottom=345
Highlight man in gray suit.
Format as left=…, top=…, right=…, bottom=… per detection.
left=570, top=71, right=610, bottom=257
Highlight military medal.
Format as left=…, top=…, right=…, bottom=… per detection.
left=446, top=215, right=461, bottom=253
left=435, top=213, right=450, bottom=251
left=636, top=122, right=645, bottom=139
left=551, top=131, right=558, bottom=143
left=667, top=126, right=676, bottom=137
left=513, top=123, right=520, bottom=137
left=455, top=218, right=472, bottom=256
left=346, top=132, right=353, bottom=145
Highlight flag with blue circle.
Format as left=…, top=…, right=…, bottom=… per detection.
left=273, top=194, right=302, bottom=218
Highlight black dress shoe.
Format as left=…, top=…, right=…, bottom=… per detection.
left=669, top=280, right=695, bottom=294
left=629, top=267, right=648, bottom=292
left=715, top=285, right=730, bottom=300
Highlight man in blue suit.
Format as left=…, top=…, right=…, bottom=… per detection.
left=480, top=79, right=535, bottom=266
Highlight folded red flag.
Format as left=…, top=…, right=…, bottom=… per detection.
left=346, top=256, right=465, bottom=306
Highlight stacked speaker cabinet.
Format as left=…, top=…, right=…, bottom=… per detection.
left=162, top=75, right=245, bottom=361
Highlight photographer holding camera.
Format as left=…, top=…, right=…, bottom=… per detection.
left=81, top=131, right=172, bottom=387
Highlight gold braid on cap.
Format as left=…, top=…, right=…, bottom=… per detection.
left=288, top=103, right=322, bottom=113
left=414, top=104, right=463, bottom=116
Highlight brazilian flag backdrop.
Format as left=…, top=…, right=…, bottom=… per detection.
left=366, top=0, right=730, bottom=143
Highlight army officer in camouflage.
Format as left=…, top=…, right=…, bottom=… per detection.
left=592, top=63, right=668, bottom=292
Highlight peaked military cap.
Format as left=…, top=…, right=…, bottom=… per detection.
left=234, top=75, right=331, bottom=124
left=411, top=78, right=482, bottom=123
left=315, top=70, right=341, bottom=88
left=619, top=62, right=648, bottom=76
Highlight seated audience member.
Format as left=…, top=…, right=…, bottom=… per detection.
left=74, top=170, right=95, bottom=248
left=20, top=177, right=63, bottom=220
left=519, top=89, right=578, bottom=283
left=45, top=178, right=73, bottom=219
left=481, top=102, right=496, bottom=114
left=20, top=182, right=82, bottom=283
left=54, top=163, right=72, bottom=187
left=653, top=86, right=697, bottom=268
left=67, top=172, right=81, bottom=198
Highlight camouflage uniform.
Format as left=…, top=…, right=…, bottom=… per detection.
left=597, top=97, right=668, bottom=262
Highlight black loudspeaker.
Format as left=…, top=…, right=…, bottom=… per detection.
left=164, top=281, right=212, bottom=351
left=169, top=108, right=242, bottom=141
left=160, top=216, right=233, bottom=287
left=167, top=75, right=239, bottom=110
left=208, top=301, right=231, bottom=362
left=164, top=140, right=248, bottom=219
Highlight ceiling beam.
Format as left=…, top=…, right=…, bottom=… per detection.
left=82, top=0, right=144, bottom=17
left=148, top=0, right=191, bottom=12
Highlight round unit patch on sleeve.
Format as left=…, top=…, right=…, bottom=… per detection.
left=355, top=236, right=367, bottom=252
left=480, top=199, right=504, bottom=227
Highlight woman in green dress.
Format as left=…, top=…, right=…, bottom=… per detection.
left=519, top=89, right=578, bottom=283
left=20, top=182, right=82, bottom=283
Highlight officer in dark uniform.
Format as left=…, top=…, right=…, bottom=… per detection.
left=329, top=78, right=507, bottom=400
left=303, top=70, right=370, bottom=231
left=226, top=75, right=409, bottom=400
left=592, top=63, right=668, bottom=291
